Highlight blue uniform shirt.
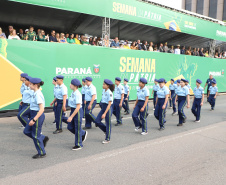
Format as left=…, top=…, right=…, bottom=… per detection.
left=81, top=85, right=87, bottom=95
left=175, top=85, right=181, bottom=94
left=209, top=86, right=218, bottom=95
left=22, top=86, right=34, bottom=104
left=124, top=84, right=130, bottom=95
left=137, top=86, right=150, bottom=100
left=101, top=89, right=113, bottom=104
left=206, top=78, right=216, bottom=88
left=20, top=83, right=26, bottom=94
left=193, top=86, right=204, bottom=98
left=85, top=84, right=97, bottom=101
left=114, top=84, right=125, bottom=99
left=153, top=84, right=160, bottom=92
left=53, top=85, right=58, bottom=98
left=157, top=86, right=169, bottom=98
left=55, top=83, right=68, bottom=100
left=68, top=89, right=82, bottom=108
left=30, top=89, right=45, bottom=111
left=169, top=84, right=177, bottom=90
left=176, top=86, right=189, bottom=96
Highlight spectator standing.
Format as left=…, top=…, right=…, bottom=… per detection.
left=148, top=42, right=153, bottom=51
left=199, top=48, right=204, bottom=57
left=214, top=52, right=219, bottom=58
left=8, top=29, right=21, bottom=40
left=56, top=33, right=60, bottom=42
left=163, top=42, right=168, bottom=52
left=65, top=33, right=69, bottom=40
left=67, top=34, right=75, bottom=44
left=110, top=37, right=120, bottom=48
left=168, top=46, right=174, bottom=53
left=96, top=37, right=102, bottom=46
left=174, top=44, right=180, bottom=54
left=17, top=29, right=24, bottom=39
left=92, top=37, right=97, bottom=46
left=180, top=46, right=185, bottom=54
left=204, top=50, right=209, bottom=57
left=89, top=37, right=94, bottom=45
left=49, top=30, right=58, bottom=42
left=37, top=30, right=48, bottom=42
left=142, top=41, right=148, bottom=51
left=186, top=46, right=192, bottom=55
left=191, top=48, right=196, bottom=56
left=222, top=52, right=226, bottom=59
left=130, top=41, right=137, bottom=50
left=0, top=27, right=6, bottom=39
left=81, top=36, right=89, bottom=45
left=159, top=43, right=164, bottom=52
left=123, top=41, right=130, bottom=49
left=26, top=26, right=36, bottom=41
left=7, top=25, right=13, bottom=37
left=154, top=44, right=158, bottom=51
left=74, top=34, right=81, bottom=45
left=196, top=48, right=200, bottom=56
left=136, top=40, right=143, bottom=50
left=59, top=33, right=68, bottom=43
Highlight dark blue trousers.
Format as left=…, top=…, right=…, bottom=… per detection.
left=53, top=102, right=56, bottom=121
left=94, top=103, right=113, bottom=141
left=178, top=96, right=187, bottom=124
left=24, top=110, right=46, bottom=155
left=67, top=108, right=85, bottom=147
left=17, top=103, right=30, bottom=127
left=82, top=94, right=85, bottom=118
left=153, top=91, right=157, bottom=108
left=55, top=99, right=64, bottom=130
left=85, top=100, right=97, bottom=128
left=132, top=101, right=148, bottom=132
left=113, top=99, right=122, bottom=124
left=171, top=90, right=177, bottom=113
left=208, top=94, right=216, bottom=109
left=154, top=98, right=166, bottom=128
left=191, top=98, right=202, bottom=121
left=122, top=94, right=130, bottom=113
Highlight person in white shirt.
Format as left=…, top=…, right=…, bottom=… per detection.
left=174, top=44, right=180, bottom=54
left=8, top=29, right=21, bottom=40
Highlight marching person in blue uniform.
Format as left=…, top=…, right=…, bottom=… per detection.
left=191, top=79, right=204, bottom=122
left=169, top=79, right=177, bottom=115
left=81, top=78, right=86, bottom=118
left=152, top=79, right=159, bottom=110
left=19, top=73, right=28, bottom=112
left=204, top=74, right=216, bottom=102
left=122, top=78, right=130, bottom=115
left=52, top=77, right=57, bottom=124
left=17, top=76, right=33, bottom=128
left=66, top=79, right=88, bottom=150
left=154, top=78, right=169, bottom=130
left=113, top=77, right=125, bottom=126
left=132, top=78, right=150, bottom=135
left=84, top=77, right=97, bottom=129
left=23, top=78, right=49, bottom=159
left=50, top=75, right=68, bottom=134
left=207, top=79, right=218, bottom=110
left=175, top=79, right=190, bottom=126
left=185, top=80, right=191, bottom=94
left=94, top=79, right=114, bottom=144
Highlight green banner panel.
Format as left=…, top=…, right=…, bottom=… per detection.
left=0, top=39, right=225, bottom=111
left=9, top=0, right=226, bottom=41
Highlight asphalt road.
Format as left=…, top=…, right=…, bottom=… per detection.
left=1, top=95, right=226, bottom=185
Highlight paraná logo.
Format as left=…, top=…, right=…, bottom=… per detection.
left=93, top=64, right=100, bottom=74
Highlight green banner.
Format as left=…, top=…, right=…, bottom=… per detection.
left=0, top=39, right=226, bottom=111
left=10, top=0, right=226, bottom=41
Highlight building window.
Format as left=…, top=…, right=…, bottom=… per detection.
left=223, top=0, right=226, bottom=21
left=185, top=0, right=192, bottom=11
left=196, top=0, right=204, bottom=14
left=209, top=0, right=218, bottom=19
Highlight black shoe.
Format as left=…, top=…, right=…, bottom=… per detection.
left=146, top=113, right=149, bottom=118
left=121, top=116, right=123, bottom=119
left=124, top=110, right=126, bottom=112
left=82, top=131, right=88, bottom=142
left=159, top=127, right=165, bottom=131
left=115, top=123, right=122, bottom=126
left=43, top=136, right=49, bottom=147
left=183, top=117, right=187, bottom=123
left=83, top=127, right=91, bottom=130
left=53, top=120, right=56, bottom=123
left=177, top=123, right=183, bottom=126
left=53, top=129, right=63, bottom=134
left=72, top=146, right=82, bottom=151
left=95, top=123, right=98, bottom=127
left=32, top=153, right=46, bottom=159
left=124, top=112, right=129, bottom=115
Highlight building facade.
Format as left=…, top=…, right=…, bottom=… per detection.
left=182, top=0, right=226, bottom=21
